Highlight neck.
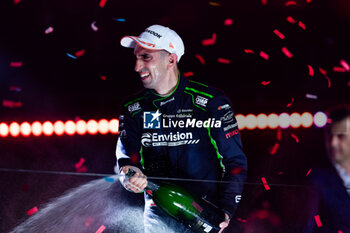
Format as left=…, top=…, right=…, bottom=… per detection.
left=154, top=69, right=179, bottom=96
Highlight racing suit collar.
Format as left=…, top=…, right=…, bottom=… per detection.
left=150, top=71, right=186, bottom=108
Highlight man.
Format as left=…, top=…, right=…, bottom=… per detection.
left=302, top=105, right=350, bottom=232
left=116, top=24, right=247, bottom=233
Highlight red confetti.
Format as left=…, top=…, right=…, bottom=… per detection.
left=244, top=49, right=255, bottom=54
left=100, top=76, right=107, bottom=80
left=27, top=206, right=38, bottom=216
left=75, top=49, right=85, bottom=57
left=286, top=16, right=297, bottom=24
left=146, top=190, right=152, bottom=195
left=306, top=168, right=312, bottom=176
left=333, top=66, right=346, bottom=72
left=259, top=51, right=269, bottom=60
left=273, top=29, right=285, bottom=39
left=324, top=76, right=331, bottom=88
left=261, top=177, right=271, bottom=190
left=202, top=33, right=216, bottom=46
left=277, top=128, right=282, bottom=141
left=298, top=21, right=306, bottom=30
left=99, top=0, right=107, bottom=8
left=10, top=86, right=22, bottom=92
left=10, top=62, right=23, bottom=68
left=218, top=58, right=231, bottom=64
left=261, top=81, right=270, bottom=86
left=2, top=100, right=22, bottom=108
left=231, top=167, right=244, bottom=175
left=75, top=158, right=88, bottom=173
left=307, top=65, right=314, bottom=77
left=291, top=133, right=299, bottom=143
left=270, top=142, right=279, bottom=155
left=340, top=59, right=350, bottom=71
left=85, top=217, right=93, bottom=227
left=14, top=0, right=21, bottom=4
left=236, top=218, right=247, bottom=223
left=281, top=46, right=293, bottom=58
left=45, top=27, right=54, bottom=34
left=319, top=67, right=327, bottom=75
left=224, top=18, right=233, bottom=26
left=183, top=71, right=194, bottom=77
left=314, top=215, right=322, bottom=227
left=195, top=54, right=205, bottom=64
left=95, top=225, right=106, bottom=233
left=285, top=1, right=297, bottom=6
left=286, top=97, right=294, bottom=107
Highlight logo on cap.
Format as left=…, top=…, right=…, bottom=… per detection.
left=145, top=29, right=162, bottom=39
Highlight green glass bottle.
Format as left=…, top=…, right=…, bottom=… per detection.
left=126, top=169, right=226, bottom=233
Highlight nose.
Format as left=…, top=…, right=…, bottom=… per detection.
left=331, top=135, right=339, bottom=148
left=134, top=59, right=143, bottom=72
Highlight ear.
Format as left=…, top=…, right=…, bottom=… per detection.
left=167, top=53, right=178, bottom=68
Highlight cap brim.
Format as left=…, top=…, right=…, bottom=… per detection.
left=120, top=36, right=163, bottom=50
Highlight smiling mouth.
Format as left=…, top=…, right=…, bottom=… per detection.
left=140, top=72, right=150, bottom=81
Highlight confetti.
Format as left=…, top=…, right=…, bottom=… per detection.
left=224, top=18, right=233, bottom=26
left=306, top=168, right=312, bottom=176
left=314, top=215, right=322, bottom=227
left=298, top=21, right=306, bottom=30
left=273, top=29, right=285, bottom=39
left=270, top=142, right=279, bottom=155
left=114, top=18, right=126, bottom=22
left=45, top=26, right=54, bottom=34
left=217, top=58, right=231, bottom=64
left=244, top=49, right=255, bottom=54
left=277, top=128, right=282, bottom=141
left=261, top=177, right=270, bottom=190
left=201, top=33, right=216, bottom=46
left=85, top=217, right=93, bottom=227
left=75, top=158, right=88, bottom=173
left=10, top=86, right=22, bottom=92
left=95, top=225, right=106, bottom=233
left=183, top=71, right=194, bottom=77
left=100, top=75, right=107, bottom=80
left=10, top=61, right=23, bottom=67
left=285, top=1, right=297, bottom=6
left=104, top=177, right=114, bottom=182
left=261, top=81, right=270, bottom=86
left=306, top=93, right=317, bottom=99
left=286, top=16, right=297, bottom=24
left=291, top=133, right=299, bottom=143
left=324, top=76, right=331, bottom=88
left=236, top=218, right=247, bottom=223
left=340, top=59, right=350, bottom=71
left=333, top=66, right=346, bottom=72
left=91, top=21, right=99, bottom=31
left=286, top=97, right=294, bottom=107
left=259, top=51, right=269, bottom=60
left=66, top=53, right=77, bottom=59
left=319, top=67, right=327, bottom=75
left=195, top=54, right=205, bottom=64
left=27, top=206, right=38, bottom=216
left=75, top=49, right=85, bottom=57
left=307, top=65, right=314, bottom=77
left=231, top=167, right=244, bottom=175
left=99, top=0, right=107, bottom=8
left=281, top=46, right=293, bottom=58
left=2, top=100, right=22, bottom=108
left=209, top=2, right=221, bottom=6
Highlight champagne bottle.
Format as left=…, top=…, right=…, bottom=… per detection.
left=126, top=169, right=226, bottom=233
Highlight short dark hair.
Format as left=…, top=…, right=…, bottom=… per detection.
left=326, top=104, right=350, bottom=124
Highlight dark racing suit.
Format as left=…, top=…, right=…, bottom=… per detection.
left=116, top=72, right=247, bottom=231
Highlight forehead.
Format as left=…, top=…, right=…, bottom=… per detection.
left=329, top=117, right=350, bottom=135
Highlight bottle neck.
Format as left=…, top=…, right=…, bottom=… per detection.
left=146, top=180, right=160, bottom=191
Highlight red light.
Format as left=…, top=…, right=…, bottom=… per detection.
left=87, top=120, right=98, bottom=135
left=98, top=119, right=109, bottom=135
left=109, top=119, right=119, bottom=134
left=54, top=121, right=65, bottom=136
left=42, top=121, right=54, bottom=136
left=20, top=122, right=31, bottom=136
left=65, top=120, right=76, bottom=135
left=76, top=120, right=87, bottom=135
left=32, top=121, right=42, bottom=136
left=0, top=123, right=9, bottom=137
left=9, top=122, right=20, bottom=137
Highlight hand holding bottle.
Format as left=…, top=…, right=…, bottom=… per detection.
left=120, top=166, right=148, bottom=193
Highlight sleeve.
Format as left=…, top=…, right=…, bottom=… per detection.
left=206, top=94, right=247, bottom=218
left=115, top=103, right=143, bottom=171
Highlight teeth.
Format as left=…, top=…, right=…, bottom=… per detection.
left=141, top=73, right=149, bottom=78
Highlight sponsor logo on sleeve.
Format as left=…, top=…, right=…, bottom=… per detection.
left=221, top=111, right=234, bottom=124
left=195, top=96, right=208, bottom=107
left=128, top=102, right=141, bottom=113
left=217, top=104, right=231, bottom=111
left=223, top=122, right=238, bottom=131
left=226, top=129, right=240, bottom=139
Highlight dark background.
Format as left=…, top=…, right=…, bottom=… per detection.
left=0, top=0, right=349, bottom=232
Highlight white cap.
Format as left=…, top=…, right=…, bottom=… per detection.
left=120, top=25, right=185, bottom=62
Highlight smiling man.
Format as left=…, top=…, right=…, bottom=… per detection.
left=116, top=25, right=247, bottom=233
